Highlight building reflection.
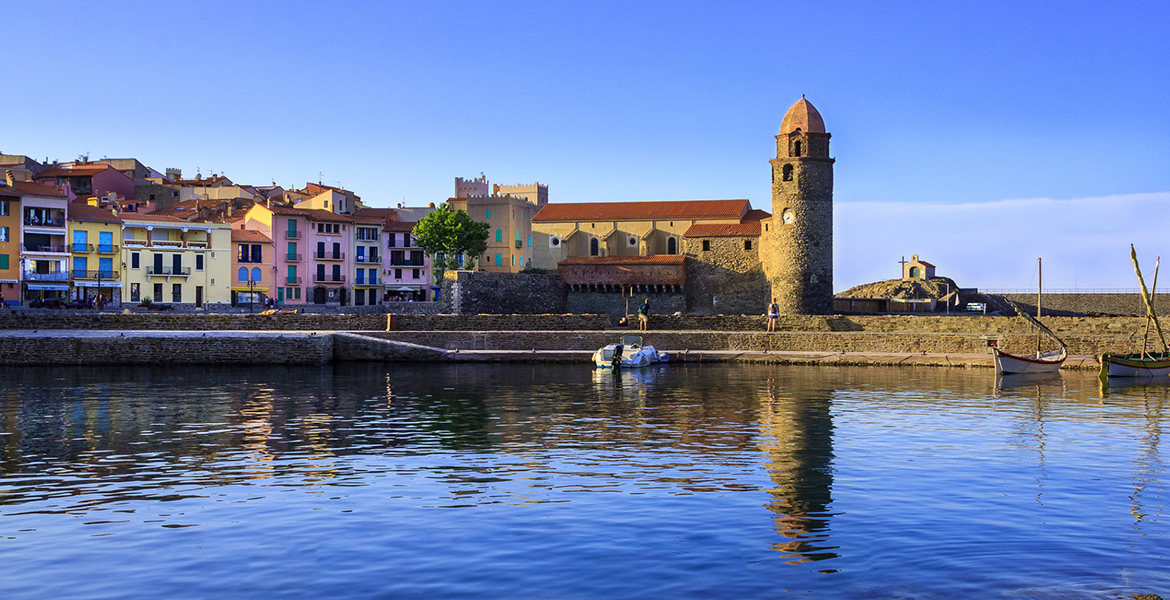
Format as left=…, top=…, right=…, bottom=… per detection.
left=757, top=377, right=838, bottom=564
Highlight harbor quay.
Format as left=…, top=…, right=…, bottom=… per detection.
left=0, top=311, right=1158, bottom=368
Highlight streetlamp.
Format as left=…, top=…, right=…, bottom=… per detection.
left=246, top=266, right=262, bottom=313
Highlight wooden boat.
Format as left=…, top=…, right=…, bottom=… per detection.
left=994, top=258, right=1067, bottom=375
left=1098, top=246, right=1170, bottom=381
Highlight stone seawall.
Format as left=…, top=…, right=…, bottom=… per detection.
left=0, top=331, right=334, bottom=365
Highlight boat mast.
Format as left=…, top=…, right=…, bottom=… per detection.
left=1037, top=257, right=1042, bottom=355
left=1132, top=245, right=1167, bottom=356
left=1143, top=257, right=1160, bottom=355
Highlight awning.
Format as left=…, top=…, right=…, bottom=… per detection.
left=73, top=281, right=123, bottom=288
left=230, top=286, right=270, bottom=292
left=394, top=286, right=419, bottom=292
left=26, top=283, right=70, bottom=291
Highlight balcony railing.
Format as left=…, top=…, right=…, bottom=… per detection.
left=23, top=271, right=70, bottom=281
left=23, top=244, right=67, bottom=253
left=314, top=251, right=345, bottom=261
left=186, top=240, right=208, bottom=248
left=24, top=217, right=66, bottom=228
left=71, top=270, right=120, bottom=280
left=313, top=273, right=346, bottom=283
left=285, top=230, right=301, bottom=239
left=388, top=259, right=421, bottom=267
left=151, top=239, right=183, bottom=248
left=124, top=238, right=148, bottom=247
left=354, top=278, right=380, bottom=286
left=120, top=239, right=205, bottom=250
left=285, top=253, right=303, bottom=262
left=355, top=255, right=382, bottom=264
left=97, top=244, right=119, bottom=254
left=147, top=266, right=192, bottom=277
left=285, top=276, right=303, bottom=285
left=70, top=243, right=94, bottom=252
left=356, top=233, right=380, bottom=241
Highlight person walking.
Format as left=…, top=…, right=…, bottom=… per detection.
left=637, top=298, right=650, bottom=331
left=766, top=297, right=779, bottom=332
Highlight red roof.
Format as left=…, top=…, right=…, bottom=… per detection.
left=266, top=205, right=352, bottom=223
left=683, top=222, right=761, bottom=237
left=38, top=164, right=116, bottom=177
left=558, top=255, right=686, bottom=266
left=383, top=220, right=417, bottom=232
left=67, top=203, right=122, bottom=224
left=0, top=180, right=67, bottom=197
left=533, top=199, right=750, bottom=222
left=121, top=213, right=189, bottom=223
left=232, top=229, right=273, bottom=243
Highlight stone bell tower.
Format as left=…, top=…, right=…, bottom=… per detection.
left=763, top=95, right=834, bottom=314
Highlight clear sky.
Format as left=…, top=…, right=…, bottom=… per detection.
left=3, top=1, right=1168, bottom=291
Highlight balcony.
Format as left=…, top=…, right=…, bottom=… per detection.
left=284, top=230, right=301, bottom=239
left=23, top=243, right=67, bottom=253
left=98, top=244, right=119, bottom=254
left=71, top=270, right=119, bottom=281
left=356, top=233, right=380, bottom=242
left=23, top=217, right=66, bottom=228
left=24, top=271, right=70, bottom=282
left=355, top=255, right=382, bottom=264
left=186, top=240, right=208, bottom=249
left=151, top=239, right=184, bottom=248
left=314, top=251, right=345, bottom=261
left=285, top=276, right=303, bottom=285
left=147, top=266, right=192, bottom=277
left=313, top=273, right=346, bottom=283
left=124, top=238, right=148, bottom=248
left=354, top=278, right=380, bottom=287
left=70, top=243, right=94, bottom=253
left=388, top=259, right=421, bottom=267
left=285, top=253, right=303, bottom=262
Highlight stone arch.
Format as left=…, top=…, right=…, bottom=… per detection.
left=909, top=266, right=920, bottom=278
left=590, top=237, right=599, bottom=256
left=783, top=164, right=794, bottom=181
left=793, top=139, right=802, bottom=157
left=667, top=237, right=677, bottom=255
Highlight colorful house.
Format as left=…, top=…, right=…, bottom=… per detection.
left=352, top=214, right=383, bottom=306
left=0, top=179, right=21, bottom=306
left=383, top=220, right=430, bottom=301
left=120, top=214, right=232, bottom=307
left=67, top=203, right=123, bottom=306
left=16, top=180, right=71, bottom=305
left=241, top=204, right=356, bottom=306
left=36, top=163, right=135, bottom=200
left=230, top=227, right=274, bottom=309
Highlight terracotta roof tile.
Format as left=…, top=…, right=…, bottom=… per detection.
left=266, top=204, right=352, bottom=223
left=683, top=222, right=761, bottom=237
left=38, top=164, right=116, bottom=177
left=231, top=229, right=273, bottom=243
left=0, top=180, right=67, bottom=197
left=67, top=203, right=122, bottom=224
left=121, top=213, right=189, bottom=223
left=533, top=199, right=750, bottom=222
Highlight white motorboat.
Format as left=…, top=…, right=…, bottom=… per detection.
left=593, top=335, right=669, bottom=369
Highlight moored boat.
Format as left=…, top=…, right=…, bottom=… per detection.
left=1099, top=246, right=1170, bottom=381
left=993, top=258, right=1067, bottom=375
left=593, top=335, right=669, bottom=369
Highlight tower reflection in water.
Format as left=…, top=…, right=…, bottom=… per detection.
left=758, top=378, right=838, bottom=564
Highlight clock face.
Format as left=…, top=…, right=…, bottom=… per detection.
left=782, top=210, right=795, bottom=225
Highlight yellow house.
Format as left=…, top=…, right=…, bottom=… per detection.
left=120, top=213, right=232, bottom=307
left=67, top=203, right=123, bottom=306
left=0, top=181, right=20, bottom=306
left=448, top=177, right=547, bottom=272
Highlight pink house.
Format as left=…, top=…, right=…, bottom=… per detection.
left=36, top=164, right=136, bottom=200
left=242, top=204, right=356, bottom=306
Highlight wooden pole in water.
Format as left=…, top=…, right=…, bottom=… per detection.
left=1036, top=257, right=1042, bottom=355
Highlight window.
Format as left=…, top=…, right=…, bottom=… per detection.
left=910, top=266, right=921, bottom=278
left=131, top=252, right=140, bottom=269
left=316, top=264, right=325, bottom=280
left=356, top=269, right=365, bottom=285
left=702, top=240, right=711, bottom=252
left=590, top=238, right=599, bottom=256
left=288, top=219, right=297, bottom=235
left=294, top=287, right=301, bottom=300
left=195, top=254, right=204, bottom=270
left=0, top=254, right=6, bottom=269
left=332, top=264, right=341, bottom=281
left=369, top=268, right=378, bottom=284
left=496, top=229, right=503, bottom=242
left=73, top=257, right=88, bottom=278
left=0, top=200, right=7, bottom=216
left=130, top=282, right=140, bottom=302
left=667, top=237, right=677, bottom=255
left=72, top=230, right=87, bottom=252
left=413, top=268, right=420, bottom=280
left=495, top=253, right=502, bottom=265
left=287, top=266, right=296, bottom=283
left=793, top=140, right=802, bottom=157
left=0, top=226, right=7, bottom=242
left=288, top=242, right=297, bottom=260
left=238, top=267, right=248, bottom=282
left=783, top=164, right=794, bottom=181
left=99, top=258, right=113, bottom=277
left=745, top=240, right=752, bottom=251
left=332, top=242, right=340, bottom=258
left=511, top=254, right=515, bottom=266
left=317, top=241, right=325, bottom=258
left=99, top=231, right=113, bottom=253
left=411, top=250, right=423, bottom=266
left=394, top=268, right=402, bottom=279
left=172, top=254, right=182, bottom=274
left=485, top=208, right=491, bottom=219
left=403, top=233, right=410, bottom=247
left=251, top=244, right=262, bottom=262
left=387, top=234, right=395, bottom=248
left=238, top=244, right=250, bottom=262
left=251, top=267, right=262, bottom=283
left=154, top=283, right=163, bottom=301
left=172, top=283, right=182, bottom=303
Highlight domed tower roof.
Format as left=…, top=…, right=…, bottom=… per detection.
left=779, top=95, right=826, bottom=134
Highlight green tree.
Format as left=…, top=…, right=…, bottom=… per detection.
left=412, top=203, right=489, bottom=282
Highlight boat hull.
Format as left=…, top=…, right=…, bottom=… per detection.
left=993, top=347, right=1066, bottom=375
left=1100, top=354, right=1170, bottom=378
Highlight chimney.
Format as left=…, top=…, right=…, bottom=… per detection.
left=4, top=170, right=13, bottom=187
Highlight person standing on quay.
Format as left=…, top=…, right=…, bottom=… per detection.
left=638, top=298, right=650, bottom=331
left=766, top=298, right=779, bottom=332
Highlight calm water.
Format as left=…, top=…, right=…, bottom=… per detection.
left=0, top=363, right=1166, bottom=599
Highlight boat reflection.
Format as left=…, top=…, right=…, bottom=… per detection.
left=994, top=371, right=1064, bottom=396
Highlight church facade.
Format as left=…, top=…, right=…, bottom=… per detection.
left=530, top=96, right=835, bottom=315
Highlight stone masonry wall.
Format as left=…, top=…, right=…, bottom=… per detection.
left=566, top=291, right=685, bottom=320
left=0, top=332, right=333, bottom=365
left=684, top=236, right=769, bottom=315
left=442, top=271, right=566, bottom=314
left=997, top=293, right=1170, bottom=317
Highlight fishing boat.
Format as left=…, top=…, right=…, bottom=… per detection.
left=593, top=335, right=669, bottom=369
left=1098, top=246, right=1170, bottom=380
left=993, top=258, right=1067, bottom=375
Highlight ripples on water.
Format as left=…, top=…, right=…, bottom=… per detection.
left=0, top=364, right=1166, bottom=599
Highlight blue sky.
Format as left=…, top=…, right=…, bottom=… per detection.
left=3, top=1, right=1168, bottom=290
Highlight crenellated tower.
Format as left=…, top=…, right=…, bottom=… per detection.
left=763, top=95, right=834, bottom=314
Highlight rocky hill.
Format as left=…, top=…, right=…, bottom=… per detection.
left=837, top=277, right=960, bottom=300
